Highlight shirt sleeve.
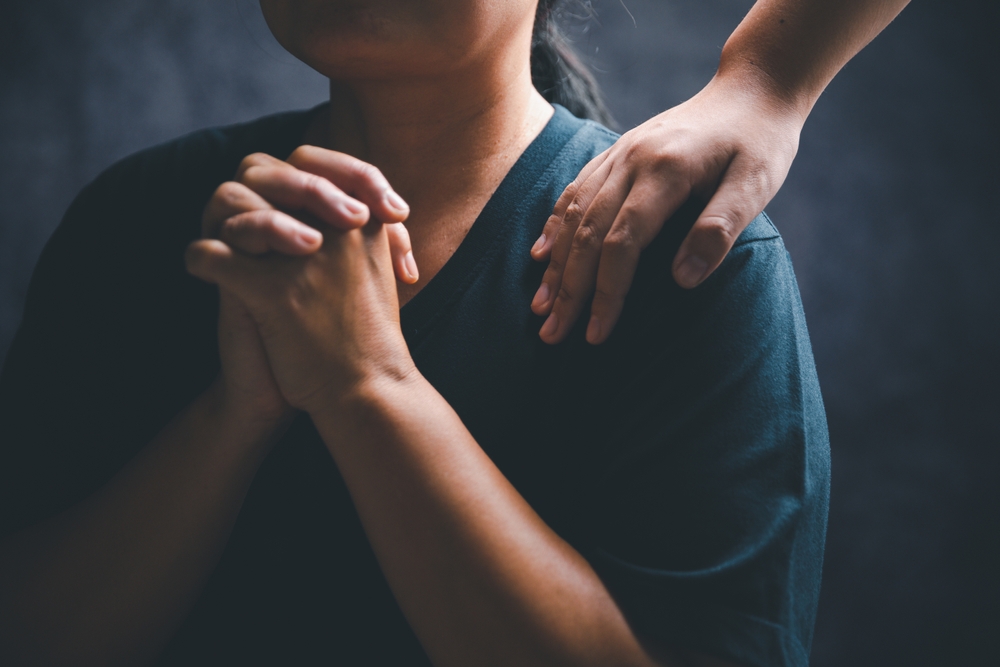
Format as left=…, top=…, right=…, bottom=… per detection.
left=574, top=214, right=830, bottom=667
left=0, top=143, right=221, bottom=539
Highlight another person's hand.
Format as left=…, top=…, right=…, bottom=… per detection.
left=199, top=148, right=416, bottom=424
left=530, top=75, right=804, bottom=344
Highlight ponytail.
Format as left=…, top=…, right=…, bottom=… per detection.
left=531, top=0, right=615, bottom=127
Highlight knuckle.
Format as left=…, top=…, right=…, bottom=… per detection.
left=561, top=181, right=579, bottom=201
left=651, top=150, right=683, bottom=173
left=352, top=160, right=384, bottom=187
left=624, top=140, right=654, bottom=164
left=564, top=201, right=586, bottom=225
left=556, top=284, right=577, bottom=305
left=570, top=223, right=601, bottom=252
left=386, top=222, right=410, bottom=247
left=214, top=181, right=245, bottom=207
left=217, top=214, right=242, bottom=238
left=288, top=145, right=314, bottom=163
left=299, top=172, right=328, bottom=199
left=603, top=227, right=638, bottom=256
left=698, top=217, right=739, bottom=248
left=238, top=152, right=269, bottom=174
left=214, top=181, right=243, bottom=203
left=255, top=210, right=281, bottom=235
left=592, top=285, right=623, bottom=306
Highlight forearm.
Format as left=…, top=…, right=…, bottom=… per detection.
left=719, top=0, right=911, bottom=116
left=312, top=373, right=670, bottom=667
left=0, top=380, right=282, bottom=666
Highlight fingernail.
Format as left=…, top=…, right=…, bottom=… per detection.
left=586, top=315, right=602, bottom=344
left=540, top=312, right=559, bottom=338
left=385, top=190, right=409, bottom=214
left=532, top=283, right=550, bottom=310
left=531, top=233, right=546, bottom=254
left=676, top=254, right=709, bottom=288
left=341, top=198, right=367, bottom=218
left=297, top=228, right=321, bottom=248
left=404, top=251, right=419, bottom=282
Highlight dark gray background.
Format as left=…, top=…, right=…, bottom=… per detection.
left=1, top=1, right=997, bottom=664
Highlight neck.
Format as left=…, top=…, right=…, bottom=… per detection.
left=307, top=46, right=553, bottom=225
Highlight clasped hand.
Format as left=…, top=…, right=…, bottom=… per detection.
left=189, top=73, right=806, bottom=427
left=186, top=147, right=418, bottom=425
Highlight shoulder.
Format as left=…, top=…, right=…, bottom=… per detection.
left=557, top=107, right=619, bottom=161
left=72, top=107, right=318, bottom=234
left=600, top=207, right=822, bottom=445
left=27, top=107, right=321, bottom=307
left=0, top=110, right=318, bottom=534
left=539, top=106, right=618, bottom=184
left=563, top=210, right=828, bottom=665
left=7, top=105, right=320, bottom=401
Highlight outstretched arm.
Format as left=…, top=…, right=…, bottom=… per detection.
left=531, top=0, right=911, bottom=344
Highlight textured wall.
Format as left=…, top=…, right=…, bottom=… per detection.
left=1, top=1, right=997, bottom=664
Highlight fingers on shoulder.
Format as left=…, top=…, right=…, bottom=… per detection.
left=674, top=156, right=777, bottom=288
left=534, top=146, right=613, bottom=260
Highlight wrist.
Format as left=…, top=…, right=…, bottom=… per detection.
left=714, top=41, right=815, bottom=125
left=307, top=361, right=423, bottom=430
left=205, top=378, right=295, bottom=452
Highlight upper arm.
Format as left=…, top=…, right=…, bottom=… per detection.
left=0, top=152, right=219, bottom=539
left=571, top=216, right=829, bottom=667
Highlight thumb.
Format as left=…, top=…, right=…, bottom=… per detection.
left=672, top=159, right=771, bottom=288
left=185, top=239, right=274, bottom=309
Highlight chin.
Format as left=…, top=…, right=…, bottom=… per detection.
left=259, top=0, right=528, bottom=81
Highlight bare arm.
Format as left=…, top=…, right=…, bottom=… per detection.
left=185, top=148, right=742, bottom=665
left=0, top=148, right=408, bottom=666
left=0, top=382, right=284, bottom=666
left=532, top=0, right=911, bottom=344
left=311, top=373, right=734, bottom=667
left=720, top=0, right=912, bottom=114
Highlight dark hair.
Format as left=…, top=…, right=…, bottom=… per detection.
left=531, top=0, right=615, bottom=127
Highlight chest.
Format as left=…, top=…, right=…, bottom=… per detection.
left=395, top=196, right=497, bottom=307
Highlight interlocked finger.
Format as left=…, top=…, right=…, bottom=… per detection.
left=185, top=239, right=277, bottom=310
left=239, top=164, right=370, bottom=231
left=287, top=146, right=410, bottom=224
left=202, top=180, right=274, bottom=239
left=218, top=209, right=322, bottom=256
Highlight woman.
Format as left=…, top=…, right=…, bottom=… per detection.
left=0, top=2, right=829, bottom=666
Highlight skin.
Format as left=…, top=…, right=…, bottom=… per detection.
left=3, top=1, right=715, bottom=665
left=530, top=0, right=913, bottom=344
left=0, top=146, right=414, bottom=665
left=0, top=0, right=908, bottom=664
left=246, top=0, right=912, bottom=344
left=196, top=2, right=729, bottom=666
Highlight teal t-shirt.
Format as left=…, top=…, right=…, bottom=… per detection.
left=0, top=105, right=830, bottom=666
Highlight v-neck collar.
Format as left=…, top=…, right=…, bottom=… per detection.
left=399, top=105, right=583, bottom=343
